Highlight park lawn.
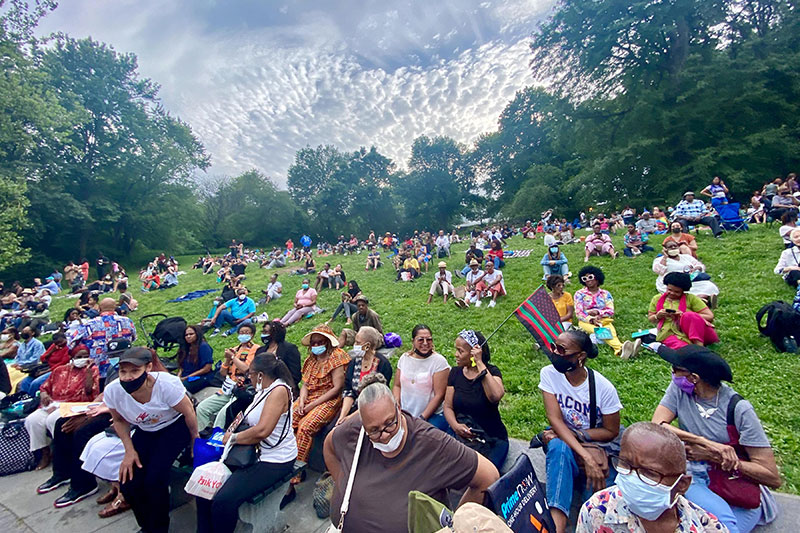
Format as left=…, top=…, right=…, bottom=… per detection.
left=47, top=224, right=800, bottom=493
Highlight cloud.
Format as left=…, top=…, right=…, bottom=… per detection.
left=35, top=0, right=555, bottom=186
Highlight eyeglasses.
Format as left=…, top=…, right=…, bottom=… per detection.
left=415, top=337, right=433, bottom=343
left=611, top=456, right=680, bottom=486
left=549, top=342, right=581, bottom=358
left=365, top=407, right=400, bottom=439
left=580, top=274, right=596, bottom=282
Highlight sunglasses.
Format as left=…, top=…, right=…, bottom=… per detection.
left=550, top=342, right=581, bottom=358
left=580, top=274, right=596, bottom=282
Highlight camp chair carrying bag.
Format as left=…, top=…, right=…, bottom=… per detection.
left=486, top=454, right=556, bottom=533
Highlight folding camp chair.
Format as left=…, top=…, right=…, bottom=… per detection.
left=717, top=202, right=749, bottom=232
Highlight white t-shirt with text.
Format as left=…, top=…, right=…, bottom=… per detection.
left=538, top=365, right=622, bottom=430
left=104, top=372, right=186, bottom=432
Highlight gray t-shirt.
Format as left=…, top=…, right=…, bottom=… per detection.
left=659, top=382, right=770, bottom=473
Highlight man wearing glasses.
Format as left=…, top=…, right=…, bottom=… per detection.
left=577, top=422, right=726, bottom=532
left=323, top=375, right=499, bottom=531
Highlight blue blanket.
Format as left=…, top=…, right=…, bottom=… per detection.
left=167, top=289, right=219, bottom=303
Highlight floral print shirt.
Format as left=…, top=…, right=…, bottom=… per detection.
left=576, top=486, right=727, bottom=533
left=574, top=288, right=615, bottom=321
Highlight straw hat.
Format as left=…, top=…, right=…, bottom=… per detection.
left=469, top=259, right=480, bottom=267
left=438, top=261, right=447, bottom=268
left=434, top=503, right=512, bottom=533
left=301, top=323, right=340, bottom=347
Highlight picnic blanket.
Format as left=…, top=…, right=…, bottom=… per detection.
left=504, top=249, right=534, bottom=258
left=167, top=289, right=219, bottom=303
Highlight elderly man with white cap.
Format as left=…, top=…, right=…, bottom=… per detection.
left=427, top=261, right=454, bottom=304
left=672, top=191, right=723, bottom=238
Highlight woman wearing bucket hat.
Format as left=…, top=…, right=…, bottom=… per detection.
left=281, top=323, right=350, bottom=506
left=427, top=261, right=454, bottom=304
left=651, top=345, right=781, bottom=533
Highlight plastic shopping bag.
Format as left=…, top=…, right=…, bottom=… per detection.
left=184, top=442, right=232, bottom=500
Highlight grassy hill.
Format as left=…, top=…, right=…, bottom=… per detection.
left=47, top=224, right=800, bottom=493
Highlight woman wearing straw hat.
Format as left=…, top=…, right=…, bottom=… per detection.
left=282, top=323, right=350, bottom=507
left=427, top=261, right=454, bottom=304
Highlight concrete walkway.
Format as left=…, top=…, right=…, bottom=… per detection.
left=0, top=439, right=797, bottom=532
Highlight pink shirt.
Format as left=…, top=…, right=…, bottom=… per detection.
left=295, top=288, right=317, bottom=307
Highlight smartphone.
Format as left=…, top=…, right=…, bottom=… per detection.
left=665, top=309, right=676, bottom=313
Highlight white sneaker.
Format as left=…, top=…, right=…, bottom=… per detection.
left=209, top=329, right=220, bottom=337
left=620, top=339, right=642, bottom=360
left=475, top=299, right=482, bottom=307
left=488, top=300, right=496, bottom=308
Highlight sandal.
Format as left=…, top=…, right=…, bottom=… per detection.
left=96, top=486, right=118, bottom=505
left=98, top=496, right=131, bottom=518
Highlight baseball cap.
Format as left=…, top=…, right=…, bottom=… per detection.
left=107, top=338, right=132, bottom=355
left=657, top=345, right=733, bottom=383
left=118, top=346, right=152, bottom=366
left=683, top=191, right=695, bottom=197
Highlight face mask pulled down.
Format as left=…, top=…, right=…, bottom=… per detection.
left=370, top=422, right=405, bottom=454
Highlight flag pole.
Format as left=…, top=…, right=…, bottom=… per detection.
left=480, top=285, right=544, bottom=346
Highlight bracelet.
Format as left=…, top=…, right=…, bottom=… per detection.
left=221, top=362, right=230, bottom=369
left=477, top=369, right=488, bottom=380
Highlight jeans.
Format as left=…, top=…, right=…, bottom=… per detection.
left=622, top=244, right=655, bottom=257
left=685, top=469, right=761, bottom=533
left=214, top=310, right=238, bottom=331
left=121, top=419, right=191, bottom=533
left=331, top=302, right=357, bottom=321
left=426, top=413, right=452, bottom=435
left=492, top=257, right=505, bottom=269
left=196, top=460, right=295, bottom=533
left=51, top=413, right=112, bottom=492
left=18, top=372, right=51, bottom=395
left=678, top=216, right=722, bottom=236
left=542, top=263, right=569, bottom=280
left=545, top=438, right=615, bottom=515
left=486, top=438, right=510, bottom=471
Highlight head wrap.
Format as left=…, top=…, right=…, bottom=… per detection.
left=458, top=329, right=479, bottom=348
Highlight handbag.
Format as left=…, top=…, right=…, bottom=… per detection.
left=20, top=362, right=50, bottom=378
left=327, top=427, right=366, bottom=533
left=0, top=420, right=36, bottom=476
left=707, top=394, right=761, bottom=509
left=184, top=440, right=234, bottom=500
left=224, top=384, right=291, bottom=470
left=454, top=413, right=497, bottom=459
left=313, top=472, right=335, bottom=519
left=573, top=369, right=609, bottom=478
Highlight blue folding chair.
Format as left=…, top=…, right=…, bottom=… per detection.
left=717, top=202, right=749, bottom=232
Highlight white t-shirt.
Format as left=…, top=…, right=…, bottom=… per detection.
left=267, top=281, right=282, bottom=294
left=538, top=366, right=622, bottom=430
left=466, top=269, right=484, bottom=285
left=434, top=270, right=452, bottom=284
left=779, top=224, right=795, bottom=244
left=245, top=379, right=298, bottom=464
left=397, top=352, right=450, bottom=417
left=104, top=372, right=186, bottom=432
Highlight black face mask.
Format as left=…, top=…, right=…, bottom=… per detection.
left=546, top=349, right=578, bottom=374
left=120, top=371, right=148, bottom=394
left=20, top=332, right=31, bottom=340
left=260, top=334, right=271, bottom=343
left=414, top=348, right=432, bottom=358
left=672, top=227, right=681, bottom=234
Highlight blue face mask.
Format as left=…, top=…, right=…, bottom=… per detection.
left=615, top=470, right=682, bottom=521
left=302, top=284, right=309, bottom=290
left=237, top=334, right=252, bottom=344
left=311, top=345, right=326, bottom=356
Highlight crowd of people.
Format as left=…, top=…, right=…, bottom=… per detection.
left=1, top=176, right=798, bottom=533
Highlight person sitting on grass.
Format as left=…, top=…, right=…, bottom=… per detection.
left=427, top=261, right=454, bottom=304
left=455, top=259, right=484, bottom=308
left=337, top=296, right=383, bottom=349
left=547, top=275, right=574, bottom=331
left=663, top=221, right=699, bottom=258
left=262, top=273, right=282, bottom=305
left=314, top=262, right=332, bottom=291
left=336, top=326, right=393, bottom=426
left=472, top=260, right=505, bottom=308
left=779, top=211, right=797, bottom=248
left=575, top=266, right=641, bottom=359
left=541, top=244, right=569, bottom=281
left=534, top=329, right=622, bottom=533
left=195, top=323, right=259, bottom=431
left=176, top=325, right=214, bottom=394
left=365, top=249, right=381, bottom=270
left=279, top=279, right=318, bottom=327
left=584, top=223, right=617, bottom=262
left=392, top=324, right=451, bottom=432
left=774, top=228, right=800, bottom=288
left=444, top=329, right=508, bottom=470
left=651, top=345, right=782, bottom=533
left=648, top=272, right=719, bottom=349
left=396, top=252, right=421, bottom=281
left=623, top=224, right=654, bottom=257
left=158, top=266, right=178, bottom=289
left=654, top=241, right=720, bottom=306
left=209, top=287, right=256, bottom=337
left=487, top=239, right=505, bottom=269
left=328, top=280, right=362, bottom=325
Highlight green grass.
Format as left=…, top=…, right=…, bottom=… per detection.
left=47, top=224, right=800, bottom=493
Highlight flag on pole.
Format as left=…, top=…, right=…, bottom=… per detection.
left=514, top=286, right=564, bottom=347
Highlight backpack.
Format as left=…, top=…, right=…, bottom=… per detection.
left=756, top=301, right=800, bottom=353
left=151, top=316, right=188, bottom=350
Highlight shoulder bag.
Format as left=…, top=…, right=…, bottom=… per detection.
left=224, top=384, right=291, bottom=469
left=573, top=369, right=610, bottom=478
left=327, top=426, right=366, bottom=533
left=707, top=394, right=761, bottom=509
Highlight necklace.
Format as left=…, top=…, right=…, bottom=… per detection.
left=694, top=390, right=720, bottom=419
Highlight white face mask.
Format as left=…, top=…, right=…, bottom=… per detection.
left=0, top=334, right=8, bottom=342
left=370, top=420, right=405, bottom=454
left=72, top=358, right=90, bottom=368
left=666, top=248, right=680, bottom=257
left=351, top=344, right=365, bottom=357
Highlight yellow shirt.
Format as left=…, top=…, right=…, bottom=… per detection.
left=404, top=258, right=420, bottom=271
left=551, top=291, right=574, bottom=320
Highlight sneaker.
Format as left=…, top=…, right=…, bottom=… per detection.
left=220, top=331, right=230, bottom=337
left=488, top=300, right=496, bottom=308
left=37, top=476, right=69, bottom=494
left=475, top=300, right=482, bottom=307
left=708, top=294, right=718, bottom=309
left=54, top=486, right=99, bottom=508
left=620, top=340, right=634, bottom=360
left=209, top=329, right=220, bottom=337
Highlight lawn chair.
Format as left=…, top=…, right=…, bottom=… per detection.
left=717, top=202, right=749, bottom=232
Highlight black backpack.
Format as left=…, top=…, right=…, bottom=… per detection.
left=151, top=316, right=187, bottom=351
left=756, top=301, right=800, bottom=352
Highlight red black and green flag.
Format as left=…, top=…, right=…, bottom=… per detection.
left=514, top=286, right=564, bottom=347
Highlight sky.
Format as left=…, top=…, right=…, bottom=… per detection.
left=36, top=0, right=556, bottom=186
